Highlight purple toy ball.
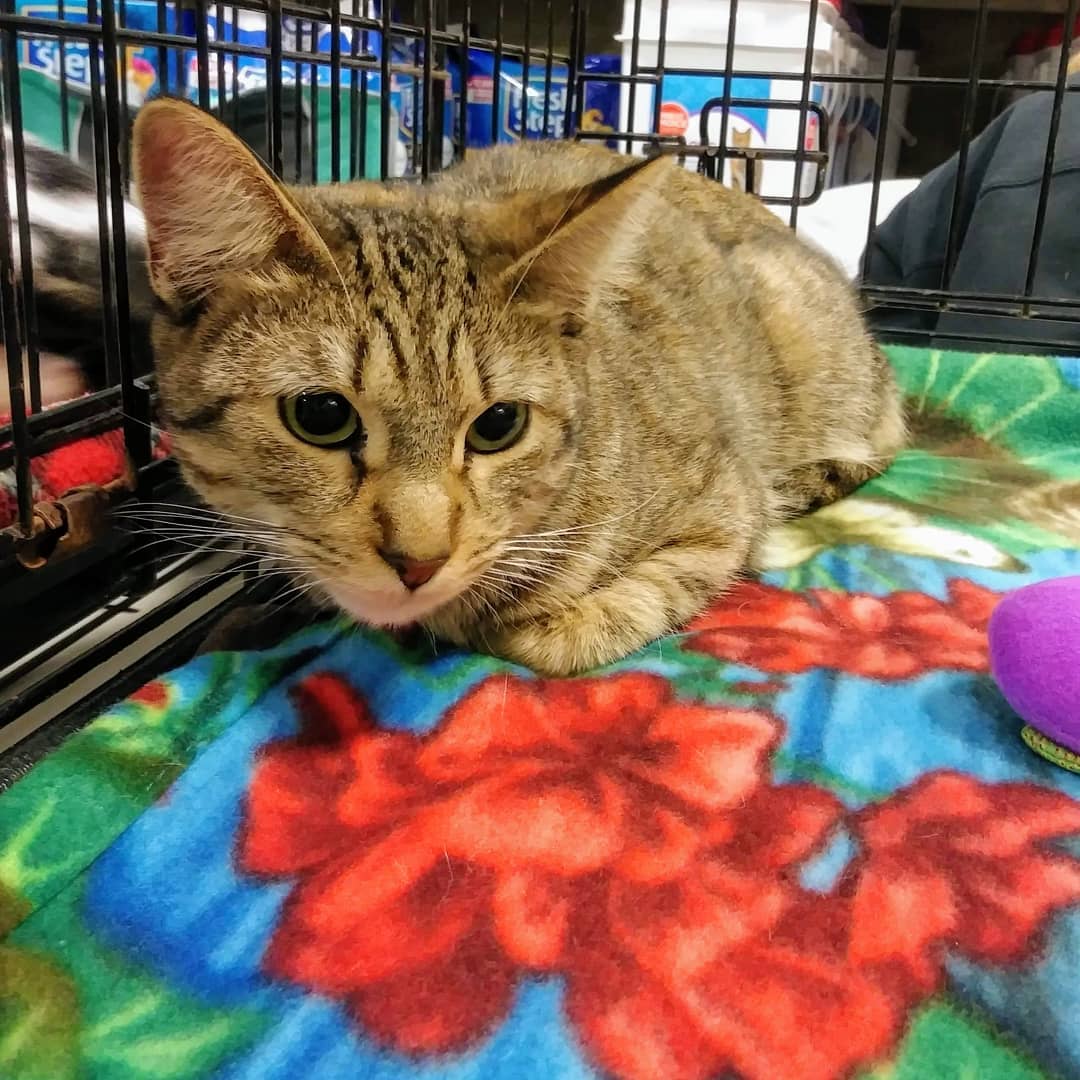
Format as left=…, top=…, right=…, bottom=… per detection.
left=988, top=576, right=1080, bottom=772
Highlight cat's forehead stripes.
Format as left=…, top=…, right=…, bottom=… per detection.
left=351, top=208, right=492, bottom=403
left=355, top=207, right=469, bottom=305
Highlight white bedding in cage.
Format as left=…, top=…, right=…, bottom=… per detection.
left=773, top=176, right=920, bottom=279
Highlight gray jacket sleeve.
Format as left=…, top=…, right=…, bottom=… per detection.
left=862, top=78, right=1080, bottom=352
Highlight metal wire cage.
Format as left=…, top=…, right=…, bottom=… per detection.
left=1, top=0, right=1078, bottom=763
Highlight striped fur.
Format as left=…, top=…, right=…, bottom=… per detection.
left=134, top=99, right=906, bottom=675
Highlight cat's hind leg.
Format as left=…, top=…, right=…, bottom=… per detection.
left=778, top=458, right=881, bottom=516
left=780, top=366, right=907, bottom=516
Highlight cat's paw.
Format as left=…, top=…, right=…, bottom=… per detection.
left=491, top=596, right=649, bottom=676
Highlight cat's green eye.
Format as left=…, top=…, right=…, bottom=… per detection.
left=280, top=391, right=360, bottom=447
left=466, top=402, right=528, bottom=454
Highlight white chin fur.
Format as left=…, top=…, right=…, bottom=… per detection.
left=326, top=581, right=459, bottom=628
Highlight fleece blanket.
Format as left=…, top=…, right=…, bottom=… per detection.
left=2, top=346, right=1080, bottom=1080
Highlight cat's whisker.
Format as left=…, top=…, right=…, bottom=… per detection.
left=486, top=559, right=544, bottom=580
left=113, top=515, right=292, bottom=539
left=118, top=520, right=295, bottom=542
left=454, top=588, right=480, bottom=623
left=558, top=462, right=612, bottom=482
left=486, top=555, right=559, bottom=579
left=502, top=532, right=653, bottom=551
left=498, top=543, right=628, bottom=599
left=498, top=534, right=600, bottom=551
left=122, top=526, right=312, bottom=561
left=498, top=548, right=610, bottom=571
left=123, top=506, right=276, bottom=528
left=112, top=503, right=293, bottom=533
left=190, top=565, right=309, bottom=586
left=487, top=565, right=559, bottom=591
left=266, top=575, right=322, bottom=610
left=477, top=549, right=613, bottom=608
left=113, top=513, right=286, bottom=534
left=120, top=411, right=163, bottom=434
left=127, top=531, right=297, bottom=552
left=109, top=501, right=224, bottom=516
left=498, top=538, right=599, bottom=557
left=138, top=550, right=314, bottom=578
left=124, top=534, right=306, bottom=563
left=122, top=533, right=240, bottom=557
left=126, top=545, right=316, bottom=586
left=460, top=583, right=505, bottom=630
left=114, top=513, right=299, bottom=541
left=473, top=540, right=626, bottom=600
left=132, top=541, right=226, bottom=565
left=474, top=577, right=518, bottom=607
left=498, top=177, right=594, bottom=316
left=194, top=555, right=305, bottom=573
left=516, top=490, right=662, bottom=540
left=502, top=536, right=615, bottom=553
left=483, top=562, right=549, bottom=584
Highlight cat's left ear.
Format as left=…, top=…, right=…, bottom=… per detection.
left=497, top=154, right=670, bottom=330
left=132, top=98, right=335, bottom=311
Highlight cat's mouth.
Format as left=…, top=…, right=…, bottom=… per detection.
left=324, top=575, right=467, bottom=628
left=320, top=544, right=512, bottom=629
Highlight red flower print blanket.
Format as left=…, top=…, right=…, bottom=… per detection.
left=1, top=347, right=1080, bottom=1080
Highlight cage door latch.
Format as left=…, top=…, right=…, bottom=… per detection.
left=10, top=486, right=114, bottom=570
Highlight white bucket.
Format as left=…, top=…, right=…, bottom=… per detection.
left=615, top=0, right=913, bottom=199
left=616, top=0, right=838, bottom=199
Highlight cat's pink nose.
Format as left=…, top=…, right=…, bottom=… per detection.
left=379, top=551, right=447, bottom=590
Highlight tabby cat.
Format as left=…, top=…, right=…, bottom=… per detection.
left=133, top=97, right=905, bottom=675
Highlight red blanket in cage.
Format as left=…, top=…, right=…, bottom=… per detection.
left=0, top=408, right=169, bottom=529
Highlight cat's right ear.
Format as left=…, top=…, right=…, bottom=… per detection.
left=495, top=153, right=670, bottom=329
left=132, top=98, right=334, bottom=311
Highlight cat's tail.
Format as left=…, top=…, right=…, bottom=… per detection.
left=3, top=127, right=154, bottom=392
